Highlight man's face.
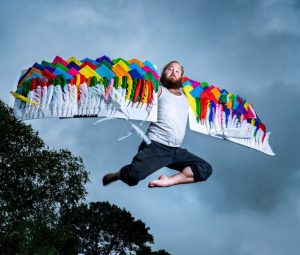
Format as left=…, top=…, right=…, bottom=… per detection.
left=162, top=62, right=182, bottom=89
left=164, top=62, right=182, bottom=82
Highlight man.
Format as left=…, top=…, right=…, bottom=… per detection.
left=102, top=61, right=212, bottom=187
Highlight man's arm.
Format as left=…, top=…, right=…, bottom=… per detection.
left=157, top=85, right=162, bottom=98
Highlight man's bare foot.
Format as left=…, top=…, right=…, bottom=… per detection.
left=148, top=175, right=171, bottom=188
left=102, top=171, right=120, bottom=186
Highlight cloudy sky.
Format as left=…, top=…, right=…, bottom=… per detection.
left=1, top=0, right=299, bottom=254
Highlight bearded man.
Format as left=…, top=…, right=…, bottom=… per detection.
left=102, top=61, right=212, bottom=187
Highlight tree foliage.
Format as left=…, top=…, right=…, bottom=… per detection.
left=64, top=201, right=154, bottom=255
left=0, top=100, right=89, bottom=253
left=0, top=100, right=169, bottom=254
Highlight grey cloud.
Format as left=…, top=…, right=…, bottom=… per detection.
left=1, top=0, right=300, bottom=254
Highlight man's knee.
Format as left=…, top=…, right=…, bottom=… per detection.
left=120, top=166, right=142, bottom=186
left=191, top=162, right=213, bottom=182
left=202, top=162, right=213, bottom=181
left=125, top=173, right=140, bottom=186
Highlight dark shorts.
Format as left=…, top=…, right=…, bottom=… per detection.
left=120, top=140, right=213, bottom=186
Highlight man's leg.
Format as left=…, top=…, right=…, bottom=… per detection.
left=102, top=171, right=121, bottom=186
left=102, top=141, right=173, bottom=186
left=149, top=148, right=212, bottom=188
left=148, top=166, right=194, bottom=187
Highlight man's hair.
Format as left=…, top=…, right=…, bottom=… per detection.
left=160, top=61, right=184, bottom=88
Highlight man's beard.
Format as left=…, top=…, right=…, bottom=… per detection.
left=160, top=76, right=182, bottom=89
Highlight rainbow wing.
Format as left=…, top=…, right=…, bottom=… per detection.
left=182, top=77, right=275, bottom=156
left=12, top=57, right=275, bottom=155
left=12, top=56, right=159, bottom=122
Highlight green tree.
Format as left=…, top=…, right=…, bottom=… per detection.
left=0, top=100, right=170, bottom=254
left=63, top=201, right=171, bottom=255
left=66, top=201, right=153, bottom=255
left=0, top=100, right=89, bottom=254
left=136, top=245, right=171, bottom=255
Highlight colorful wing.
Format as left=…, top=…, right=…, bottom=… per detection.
left=182, top=77, right=275, bottom=156
left=12, top=56, right=159, bottom=122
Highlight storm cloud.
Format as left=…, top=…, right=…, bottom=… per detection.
left=1, top=0, right=299, bottom=254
